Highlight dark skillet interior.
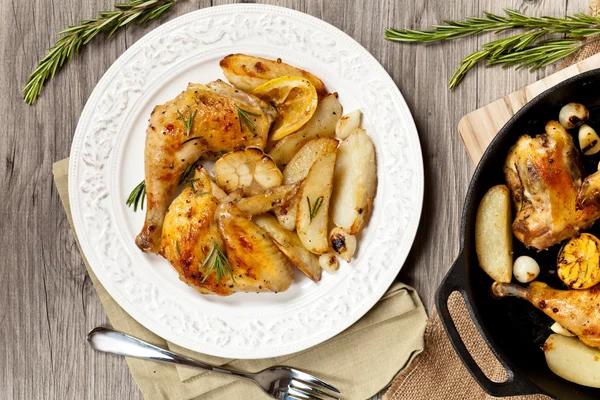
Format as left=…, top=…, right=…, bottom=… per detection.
left=464, top=69, right=600, bottom=399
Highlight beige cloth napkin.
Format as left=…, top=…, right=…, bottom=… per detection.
left=53, top=157, right=427, bottom=399
left=385, top=2, right=600, bottom=398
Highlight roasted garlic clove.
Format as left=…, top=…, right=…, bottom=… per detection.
left=579, top=124, right=600, bottom=155
left=513, top=255, right=540, bottom=283
left=550, top=322, right=575, bottom=337
left=335, top=109, right=362, bottom=139
left=559, top=102, right=589, bottom=129
left=329, top=227, right=356, bottom=262
left=214, top=147, right=283, bottom=196
left=319, top=252, right=339, bottom=273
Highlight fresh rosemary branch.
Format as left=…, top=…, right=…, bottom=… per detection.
left=23, top=0, right=176, bottom=104
left=236, top=105, right=261, bottom=134
left=126, top=179, right=147, bottom=211
left=385, top=9, right=600, bottom=43
left=177, top=106, right=197, bottom=136
left=307, top=196, right=324, bottom=222
left=385, top=9, right=600, bottom=89
left=199, top=242, right=235, bottom=283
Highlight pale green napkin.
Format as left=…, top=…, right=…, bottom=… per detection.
left=53, top=157, right=427, bottom=400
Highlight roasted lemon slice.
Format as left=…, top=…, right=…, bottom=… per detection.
left=251, top=76, right=318, bottom=141
left=557, top=233, right=600, bottom=289
left=214, top=147, right=282, bottom=196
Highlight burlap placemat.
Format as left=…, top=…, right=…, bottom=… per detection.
left=53, top=158, right=428, bottom=400
left=384, top=2, right=600, bottom=399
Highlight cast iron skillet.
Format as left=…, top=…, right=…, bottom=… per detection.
left=436, top=68, right=600, bottom=399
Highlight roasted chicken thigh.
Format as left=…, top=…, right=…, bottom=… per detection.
left=136, top=80, right=277, bottom=253
left=504, top=121, right=600, bottom=250
left=161, top=168, right=300, bottom=296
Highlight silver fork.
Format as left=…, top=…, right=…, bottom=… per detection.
left=87, top=327, right=341, bottom=400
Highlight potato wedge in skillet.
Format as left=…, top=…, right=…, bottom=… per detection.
left=475, top=184, right=512, bottom=283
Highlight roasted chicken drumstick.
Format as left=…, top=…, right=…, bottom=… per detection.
left=492, top=282, right=600, bottom=349
left=136, top=80, right=276, bottom=253
left=504, top=121, right=600, bottom=250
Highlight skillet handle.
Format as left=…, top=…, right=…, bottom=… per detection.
left=435, top=252, right=540, bottom=397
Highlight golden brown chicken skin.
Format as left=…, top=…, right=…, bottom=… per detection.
left=493, top=281, right=600, bottom=349
left=504, top=121, right=600, bottom=250
left=136, top=80, right=277, bottom=254
left=160, top=169, right=233, bottom=296
left=215, top=202, right=294, bottom=294
left=161, top=171, right=299, bottom=296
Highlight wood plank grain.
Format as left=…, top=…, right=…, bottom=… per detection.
left=0, top=1, right=583, bottom=399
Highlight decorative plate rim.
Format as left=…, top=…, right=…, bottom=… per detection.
left=69, top=3, right=424, bottom=359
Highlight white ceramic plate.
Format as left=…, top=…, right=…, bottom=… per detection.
left=69, top=4, right=423, bottom=359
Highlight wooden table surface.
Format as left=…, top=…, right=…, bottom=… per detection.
left=0, top=0, right=587, bottom=398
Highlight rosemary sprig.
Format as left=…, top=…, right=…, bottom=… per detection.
left=199, top=242, right=235, bottom=283
left=385, top=9, right=600, bottom=43
left=175, top=240, right=181, bottom=256
left=126, top=159, right=201, bottom=211
left=23, top=0, right=176, bottom=104
left=181, top=136, right=204, bottom=146
left=186, top=178, right=200, bottom=193
left=179, top=158, right=201, bottom=184
left=177, top=106, right=197, bottom=136
left=126, top=180, right=146, bottom=211
left=307, top=196, right=324, bottom=222
left=385, top=9, right=600, bottom=89
left=236, top=105, right=261, bottom=134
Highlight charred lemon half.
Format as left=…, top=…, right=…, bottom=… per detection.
left=557, top=233, right=600, bottom=289
left=251, top=76, right=318, bottom=141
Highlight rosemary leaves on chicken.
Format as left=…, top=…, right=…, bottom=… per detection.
left=385, top=9, right=600, bottom=88
left=126, top=180, right=147, bottom=211
left=236, top=105, right=261, bottom=134
left=307, top=196, right=324, bottom=222
left=23, top=0, right=176, bottom=104
left=199, top=242, right=235, bottom=283
left=177, top=106, right=197, bottom=136
left=126, top=159, right=202, bottom=211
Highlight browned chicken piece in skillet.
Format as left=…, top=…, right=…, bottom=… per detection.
left=492, top=281, right=600, bottom=349
left=136, top=80, right=277, bottom=254
left=504, top=121, right=600, bottom=250
left=161, top=168, right=300, bottom=296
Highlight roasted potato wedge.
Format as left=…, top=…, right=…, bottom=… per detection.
left=235, top=182, right=301, bottom=216
left=331, top=128, right=377, bottom=234
left=283, top=137, right=339, bottom=183
left=274, top=137, right=339, bottom=230
left=297, top=152, right=336, bottom=254
left=475, top=185, right=513, bottom=283
left=254, top=214, right=322, bottom=282
left=335, top=110, right=361, bottom=139
left=220, top=54, right=327, bottom=97
left=268, top=93, right=342, bottom=168
left=544, top=334, right=600, bottom=388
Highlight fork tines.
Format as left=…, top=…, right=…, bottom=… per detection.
left=290, top=378, right=340, bottom=400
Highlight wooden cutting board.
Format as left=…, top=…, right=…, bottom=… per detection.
left=459, top=52, right=600, bottom=164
